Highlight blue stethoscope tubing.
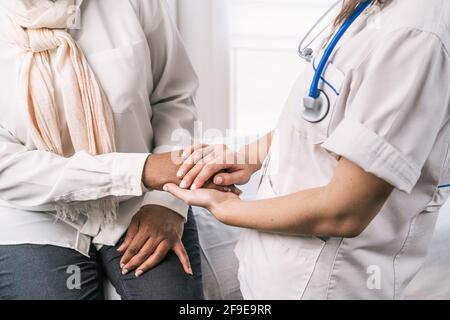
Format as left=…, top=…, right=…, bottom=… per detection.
left=302, top=0, right=373, bottom=123
left=300, top=0, right=450, bottom=190
left=308, top=0, right=372, bottom=99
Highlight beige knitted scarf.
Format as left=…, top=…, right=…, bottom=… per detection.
left=0, top=0, right=118, bottom=224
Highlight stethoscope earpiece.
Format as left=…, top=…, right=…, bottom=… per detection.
left=299, top=48, right=314, bottom=63
left=302, top=90, right=330, bottom=123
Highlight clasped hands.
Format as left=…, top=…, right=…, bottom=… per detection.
left=118, top=145, right=257, bottom=278
left=163, top=144, right=260, bottom=216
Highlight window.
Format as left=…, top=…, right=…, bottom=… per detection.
left=229, top=0, right=336, bottom=135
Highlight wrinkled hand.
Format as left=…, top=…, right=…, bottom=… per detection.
left=164, top=183, right=240, bottom=224
left=117, top=205, right=192, bottom=278
left=142, top=150, right=242, bottom=195
left=177, top=143, right=258, bottom=190
left=142, top=151, right=183, bottom=191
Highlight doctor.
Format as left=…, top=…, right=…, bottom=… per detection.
left=166, top=0, right=450, bottom=299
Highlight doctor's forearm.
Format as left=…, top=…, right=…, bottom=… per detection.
left=239, top=132, right=273, bottom=171
left=217, top=158, right=393, bottom=238
left=217, top=187, right=356, bottom=238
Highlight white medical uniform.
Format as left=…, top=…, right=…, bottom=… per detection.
left=235, top=0, right=450, bottom=300
left=0, top=0, right=198, bottom=256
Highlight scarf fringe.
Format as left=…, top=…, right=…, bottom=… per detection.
left=55, top=197, right=118, bottom=226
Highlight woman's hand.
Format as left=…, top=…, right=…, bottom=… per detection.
left=117, top=205, right=192, bottom=278
left=177, top=143, right=259, bottom=190
left=164, top=183, right=241, bottom=224
left=142, top=150, right=242, bottom=195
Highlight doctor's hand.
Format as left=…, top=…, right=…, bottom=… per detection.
left=176, top=143, right=259, bottom=190
left=164, top=183, right=240, bottom=224
left=117, top=205, right=192, bottom=278
left=142, top=151, right=241, bottom=195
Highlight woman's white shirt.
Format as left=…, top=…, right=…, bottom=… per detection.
left=0, top=0, right=198, bottom=256
left=235, top=0, right=450, bottom=300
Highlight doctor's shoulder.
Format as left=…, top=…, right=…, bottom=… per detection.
left=376, top=0, right=450, bottom=49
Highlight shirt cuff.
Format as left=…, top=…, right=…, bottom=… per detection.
left=111, top=153, right=150, bottom=197
left=140, top=190, right=189, bottom=221
left=322, top=118, right=421, bottom=193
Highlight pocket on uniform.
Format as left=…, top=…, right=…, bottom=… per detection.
left=300, top=61, right=345, bottom=145
left=236, top=231, right=326, bottom=300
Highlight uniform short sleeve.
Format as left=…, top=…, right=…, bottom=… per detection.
left=323, top=29, right=450, bottom=193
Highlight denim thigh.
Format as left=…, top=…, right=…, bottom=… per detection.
left=0, top=244, right=103, bottom=300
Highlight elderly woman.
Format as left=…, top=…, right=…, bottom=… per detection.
left=0, top=0, right=203, bottom=300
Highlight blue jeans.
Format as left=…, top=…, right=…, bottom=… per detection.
left=0, top=211, right=203, bottom=300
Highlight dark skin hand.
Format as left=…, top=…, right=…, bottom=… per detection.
left=118, top=204, right=191, bottom=277
left=142, top=151, right=184, bottom=191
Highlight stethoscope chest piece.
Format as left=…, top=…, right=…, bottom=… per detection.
left=299, top=0, right=373, bottom=124
left=302, top=90, right=330, bottom=123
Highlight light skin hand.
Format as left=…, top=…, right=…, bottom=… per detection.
left=142, top=151, right=242, bottom=194
left=117, top=204, right=192, bottom=278
left=177, top=144, right=255, bottom=190
left=163, top=184, right=240, bottom=224
left=176, top=133, right=273, bottom=191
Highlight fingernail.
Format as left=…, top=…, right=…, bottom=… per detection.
left=189, top=267, right=193, bottom=276
left=120, top=263, right=124, bottom=269
left=215, top=176, right=223, bottom=184
left=191, top=184, right=197, bottom=190
left=122, top=269, right=129, bottom=275
left=163, top=185, right=169, bottom=191
left=180, top=181, right=188, bottom=189
left=135, top=270, right=143, bottom=278
left=177, top=170, right=184, bottom=178
left=223, top=187, right=231, bottom=192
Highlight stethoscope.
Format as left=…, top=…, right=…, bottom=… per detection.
left=299, top=0, right=372, bottom=123
left=297, top=0, right=450, bottom=190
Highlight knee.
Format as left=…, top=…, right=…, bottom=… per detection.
left=117, top=252, right=204, bottom=300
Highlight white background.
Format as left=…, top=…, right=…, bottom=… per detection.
left=175, top=0, right=335, bottom=134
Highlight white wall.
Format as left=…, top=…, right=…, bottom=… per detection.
left=174, top=0, right=336, bottom=134
left=229, top=0, right=336, bottom=135
left=177, top=0, right=231, bottom=133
